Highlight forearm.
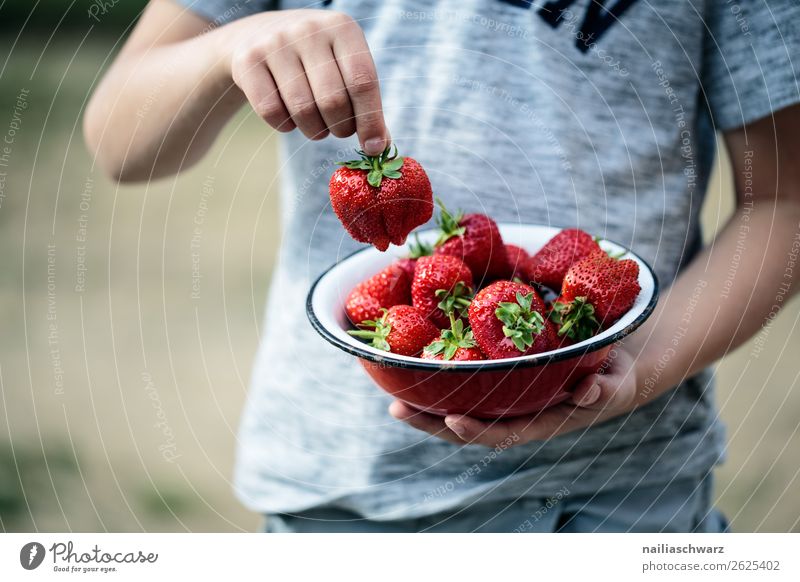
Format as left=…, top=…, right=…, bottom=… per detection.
left=629, top=199, right=800, bottom=398
left=83, top=25, right=244, bottom=182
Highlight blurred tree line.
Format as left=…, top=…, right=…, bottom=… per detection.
left=1, top=0, right=149, bottom=33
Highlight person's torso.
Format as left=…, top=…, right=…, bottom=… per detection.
left=235, top=0, right=723, bottom=519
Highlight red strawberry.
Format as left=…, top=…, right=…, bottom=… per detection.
left=345, top=262, right=412, bottom=325
left=467, top=280, right=557, bottom=360
left=348, top=305, right=438, bottom=356
left=411, top=254, right=474, bottom=328
left=433, top=199, right=509, bottom=282
left=422, top=314, right=484, bottom=361
left=329, top=147, right=433, bottom=251
left=394, top=258, right=417, bottom=281
left=524, top=228, right=600, bottom=291
left=395, top=234, right=434, bottom=280
left=551, top=250, right=641, bottom=341
left=504, top=244, right=530, bottom=280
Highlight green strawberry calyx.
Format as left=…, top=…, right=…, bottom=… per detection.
left=495, top=292, right=545, bottom=352
left=408, top=233, right=433, bottom=259
left=434, top=197, right=466, bottom=247
left=347, top=309, right=392, bottom=352
left=337, top=145, right=404, bottom=188
left=435, top=280, right=473, bottom=318
left=424, top=313, right=477, bottom=361
left=550, top=296, right=600, bottom=342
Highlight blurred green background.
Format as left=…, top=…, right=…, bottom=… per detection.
left=1, top=1, right=799, bottom=532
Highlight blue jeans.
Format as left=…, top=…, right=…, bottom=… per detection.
left=264, top=471, right=729, bottom=533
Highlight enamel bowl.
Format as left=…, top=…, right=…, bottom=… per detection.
left=307, top=223, right=658, bottom=419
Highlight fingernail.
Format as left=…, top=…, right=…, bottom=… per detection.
left=445, top=418, right=466, bottom=438
left=582, top=384, right=601, bottom=406
left=364, top=137, right=385, bottom=154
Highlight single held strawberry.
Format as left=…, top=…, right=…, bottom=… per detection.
left=468, top=280, right=557, bottom=360
left=422, top=314, right=484, bottom=361
left=345, top=262, right=412, bottom=325
left=433, top=198, right=509, bottom=282
left=504, top=244, right=530, bottom=280
left=524, top=228, right=601, bottom=291
left=411, top=254, right=474, bottom=328
left=348, top=305, right=438, bottom=356
left=329, top=146, right=433, bottom=252
left=551, top=249, right=641, bottom=342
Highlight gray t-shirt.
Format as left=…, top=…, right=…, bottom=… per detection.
left=178, top=0, right=800, bottom=520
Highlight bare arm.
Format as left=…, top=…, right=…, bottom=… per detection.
left=630, top=104, right=800, bottom=395
left=393, top=104, right=800, bottom=446
left=84, top=0, right=390, bottom=182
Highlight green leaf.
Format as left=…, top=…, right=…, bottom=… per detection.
left=337, top=147, right=404, bottom=188
left=347, top=311, right=393, bottom=351
left=550, top=296, right=599, bottom=341
left=436, top=281, right=474, bottom=318
left=340, top=159, right=372, bottom=170
left=494, top=292, right=545, bottom=352
left=434, top=197, right=466, bottom=247
left=367, top=170, right=383, bottom=188
left=408, top=233, right=433, bottom=259
left=382, top=157, right=404, bottom=172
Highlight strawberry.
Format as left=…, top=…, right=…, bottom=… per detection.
left=394, top=258, right=417, bottom=282
left=524, top=228, right=600, bottom=291
left=411, top=254, right=474, bottom=328
left=422, top=314, right=484, bottom=361
left=395, top=234, right=434, bottom=280
left=329, top=147, right=433, bottom=251
left=348, top=305, right=438, bottom=356
left=468, top=280, right=557, bottom=360
left=433, top=199, right=509, bottom=282
left=551, top=250, right=641, bottom=342
left=504, top=244, right=530, bottom=280
left=345, top=262, right=412, bottom=325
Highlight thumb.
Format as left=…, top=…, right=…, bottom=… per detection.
left=569, top=374, right=603, bottom=407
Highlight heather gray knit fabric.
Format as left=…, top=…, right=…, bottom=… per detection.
left=177, top=0, right=800, bottom=520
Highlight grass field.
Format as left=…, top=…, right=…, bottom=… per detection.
left=1, top=36, right=799, bottom=532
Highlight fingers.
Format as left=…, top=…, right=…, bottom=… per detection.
left=230, top=13, right=388, bottom=149
left=231, top=55, right=295, bottom=132
left=388, top=401, right=466, bottom=445
left=267, top=49, right=329, bottom=140
left=569, top=375, right=603, bottom=407
left=299, top=41, right=356, bottom=138
left=332, top=20, right=390, bottom=155
left=444, top=414, right=540, bottom=448
left=570, top=367, right=636, bottom=411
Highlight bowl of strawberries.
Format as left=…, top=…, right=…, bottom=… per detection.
left=307, top=201, right=659, bottom=419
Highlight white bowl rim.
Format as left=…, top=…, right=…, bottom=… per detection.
left=306, top=223, right=660, bottom=372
